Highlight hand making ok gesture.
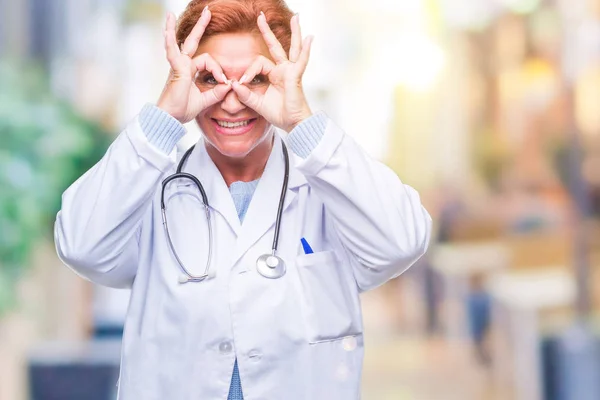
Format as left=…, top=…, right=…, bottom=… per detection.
left=231, top=13, right=314, bottom=133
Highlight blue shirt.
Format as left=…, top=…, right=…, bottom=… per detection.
left=226, top=179, right=259, bottom=399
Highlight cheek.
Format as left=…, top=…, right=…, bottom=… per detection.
left=195, top=108, right=214, bottom=128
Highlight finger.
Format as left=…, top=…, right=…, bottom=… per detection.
left=201, top=83, right=232, bottom=108
left=195, top=53, right=228, bottom=84
left=231, top=81, right=264, bottom=113
left=296, top=35, right=313, bottom=75
left=181, top=6, right=211, bottom=56
left=164, top=13, right=181, bottom=63
left=257, top=12, right=288, bottom=64
left=289, top=14, right=302, bottom=62
left=165, top=11, right=176, bottom=32
left=238, top=55, right=275, bottom=85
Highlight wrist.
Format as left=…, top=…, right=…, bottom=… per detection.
left=139, top=104, right=186, bottom=154
left=287, top=109, right=313, bottom=133
left=156, top=102, right=185, bottom=124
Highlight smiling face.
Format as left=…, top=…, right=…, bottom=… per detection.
left=194, top=32, right=272, bottom=158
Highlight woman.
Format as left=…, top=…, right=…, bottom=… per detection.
left=54, top=0, right=432, bottom=398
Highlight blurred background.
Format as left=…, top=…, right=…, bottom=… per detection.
left=1, top=0, right=600, bottom=399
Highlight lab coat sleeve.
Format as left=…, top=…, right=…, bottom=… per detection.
left=54, top=105, right=185, bottom=288
left=289, top=115, right=432, bottom=292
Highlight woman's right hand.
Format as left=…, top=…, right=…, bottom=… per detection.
left=157, top=7, right=231, bottom=124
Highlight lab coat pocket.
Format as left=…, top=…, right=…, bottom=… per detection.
left=296, top=250, right=362, bottom=343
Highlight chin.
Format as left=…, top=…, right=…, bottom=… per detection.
left=198, top=121, right=274, bottom=159
left=210, top=141, right=258, bottom=158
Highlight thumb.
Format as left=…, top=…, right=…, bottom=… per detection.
left=231, top=81, right=264, bottom=113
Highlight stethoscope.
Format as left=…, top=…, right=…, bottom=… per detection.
left=161, top=142, right=290, bottom=284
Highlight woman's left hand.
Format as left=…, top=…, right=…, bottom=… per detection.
left=231, top=13, right=313, bottom=133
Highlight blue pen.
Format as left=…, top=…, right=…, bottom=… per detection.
left=300, top=237, right=314, bottom=254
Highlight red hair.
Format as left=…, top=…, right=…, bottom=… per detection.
left=176, top=0, right=294, bottom=53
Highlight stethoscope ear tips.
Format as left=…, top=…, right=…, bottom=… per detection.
left=207, top=268, right=216, bottom=279
left=178, top=275, right=190, bottom=284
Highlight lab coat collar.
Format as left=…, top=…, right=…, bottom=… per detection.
left=179, top=133, right=307, bottom=255
left=231, top=134, right=307, bottom=269
left=180, top=139, right=241, bottom=235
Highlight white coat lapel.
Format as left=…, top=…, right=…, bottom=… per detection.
left=179, top=140, right=241, bottom=235
left=231, top=134, right=307, bottom=270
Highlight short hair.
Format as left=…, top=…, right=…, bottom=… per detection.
left=176, top=0, right=294, bottom=53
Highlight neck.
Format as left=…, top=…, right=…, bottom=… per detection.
left=206, top=134, right=274, bottom=187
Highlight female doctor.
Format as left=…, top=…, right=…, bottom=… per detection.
left=54, top=0, right=432, bottom=399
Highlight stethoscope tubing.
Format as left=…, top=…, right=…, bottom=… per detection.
left=161, top=140, right=289, bottom=282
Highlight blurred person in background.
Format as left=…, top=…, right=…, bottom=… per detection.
left=53, top=0, right=431, bottom=398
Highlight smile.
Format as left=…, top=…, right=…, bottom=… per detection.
left=211, top=118, right=258, bottom=136
left=215, top=119, right=251, bottom=128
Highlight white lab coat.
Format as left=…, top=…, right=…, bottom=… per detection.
left=54, top=114, right=431, bottom=400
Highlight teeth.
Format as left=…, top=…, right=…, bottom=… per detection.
left=216, top=120, right=250, bottom=128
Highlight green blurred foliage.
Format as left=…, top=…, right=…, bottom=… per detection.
left=0, top=61, right=111, bottom=315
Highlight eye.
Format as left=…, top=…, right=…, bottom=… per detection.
left=203, top=74, right=218, bottom=85
left=250, top=75, right=267, bottom=85
left=196, top=73, right=218, bottom=86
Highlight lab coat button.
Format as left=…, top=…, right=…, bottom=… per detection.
left=219, top=341, right=232, bottom=354
left=342, top=336, right=357, bottom=351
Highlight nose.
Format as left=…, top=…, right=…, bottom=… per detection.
left=220, top=90, right=246, bottom=114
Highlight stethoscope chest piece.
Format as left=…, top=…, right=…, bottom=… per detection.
left=256, top=254, right=286, bottom=279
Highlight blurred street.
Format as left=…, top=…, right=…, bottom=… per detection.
left=3, top=0, right=600, bottom=399
left=362, top=335, right=496, bottom=400
left=360, top=289, right=508, bottom=400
